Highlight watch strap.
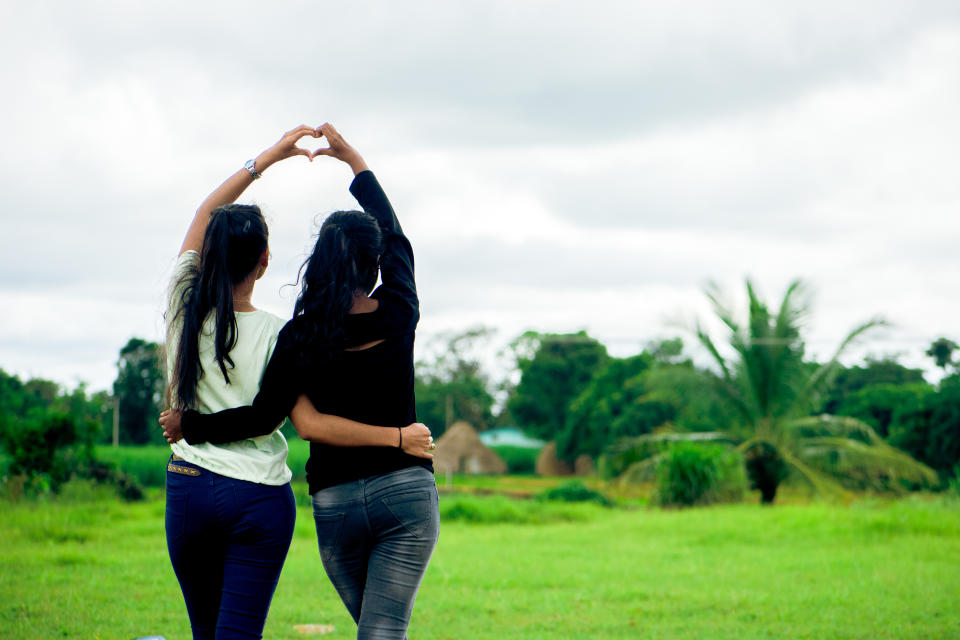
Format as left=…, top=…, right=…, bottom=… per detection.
left=243, top=159, right=261, bottom=179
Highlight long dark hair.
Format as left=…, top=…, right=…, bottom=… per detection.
left=169, top=204, right=268, bottom=410
left=291, top=210, right=382, bottom=357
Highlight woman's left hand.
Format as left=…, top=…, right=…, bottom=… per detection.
left=159, top=410, right=184, bottom=444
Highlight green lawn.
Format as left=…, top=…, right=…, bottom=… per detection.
left=2, top=482, right=959, bottom=639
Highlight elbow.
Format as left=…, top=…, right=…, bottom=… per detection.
left=290, top=395, right=323, bottom=442
left=290, top=411, right=333, bottom=444
left=290, top=415, right=321, bottom=442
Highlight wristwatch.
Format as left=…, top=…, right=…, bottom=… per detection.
left=243, top=159, right=261, bottom=179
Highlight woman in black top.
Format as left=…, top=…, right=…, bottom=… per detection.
left=168, top=123, right=439, bottom=639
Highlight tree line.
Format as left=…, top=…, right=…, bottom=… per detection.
left=2, top=280, right=958, bottom=501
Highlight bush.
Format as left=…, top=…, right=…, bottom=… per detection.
left=490, top=445, right=540, bottom=474
left=95, top=445, right=171, bottom=487
left=538, top=480, right=612, bottom=506
left=654, top=442, right=746, bottom=507
left=82, top=459, right=145, bottom=501
left=0, top=411, right=96, bottom=491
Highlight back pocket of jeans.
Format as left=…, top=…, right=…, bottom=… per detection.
left=313, top=512, right=345, bottom=562
left=382, top=491, right=436, bottom=539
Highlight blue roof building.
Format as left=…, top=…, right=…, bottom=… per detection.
left=478, top=427, right=545, bottom=449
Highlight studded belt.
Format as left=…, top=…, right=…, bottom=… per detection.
left=167, top=454, right=201, bottom=476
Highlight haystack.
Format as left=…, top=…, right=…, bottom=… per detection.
left=433, top=421, right=507, bottom=475
left=535, top=441, right=574, bottom=476
left=574, top=454, right=596, bottom=476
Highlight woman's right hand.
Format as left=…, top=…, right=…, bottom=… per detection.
left=312, top=123, right=369, bottom=175
left=255, top=125, right=321, bottom=171
left=159, top=409, right=184, bottom=444
left=401, top=422, right=435, bottom=459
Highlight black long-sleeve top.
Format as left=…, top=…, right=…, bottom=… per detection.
left=181, top=170, right=433, bottom=493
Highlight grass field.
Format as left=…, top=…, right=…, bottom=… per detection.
left=2, top=479, right=959, bottom=639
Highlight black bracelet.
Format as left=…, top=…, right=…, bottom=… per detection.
left=397, top=426, right=403, bottom=449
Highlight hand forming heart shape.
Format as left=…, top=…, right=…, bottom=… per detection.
left=285, top=125, right=346, bottom=160
left=260, top=123, right=362, bottom=170
left=287, top=126, right=325, bottom=159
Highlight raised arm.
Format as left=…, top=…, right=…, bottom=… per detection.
left=313, top=123, right=418, bottom=312
left=179, top=125, right=320, bottom=255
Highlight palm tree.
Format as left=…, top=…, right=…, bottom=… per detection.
left=616, top=279, right=937, bottom=504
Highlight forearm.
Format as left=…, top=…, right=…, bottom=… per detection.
left=198, top=148, right=284, bottom=212
left=349, top=171, right=418, bottom=308
left=179, top=169, right=250, bottom=254
left=181, top=405, right=278, bottom=444
left=181, top=341, right=299, bottom=445
left=343, top=152, right=368, bottom=176
left=290, top=395, right=398, bottom=446
left=180, top=126, right=314, bottom=255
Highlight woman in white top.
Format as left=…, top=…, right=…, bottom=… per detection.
left=162, top=126, right=433, bottom=640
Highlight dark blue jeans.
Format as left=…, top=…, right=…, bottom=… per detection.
left=312, top=466, right=440, bottom=640
left=165, top=457, right=296, bottom=640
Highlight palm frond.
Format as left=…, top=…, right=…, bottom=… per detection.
left=618, top=453, right=664, bottom=486
left=613, top=431, right=734, bottom=450
left=769, top=280, right=808, bottom=416
left=779, top=448, right=852, bottom=501
left=693, top=323, right=755, bottom=424
left=704, top=281, right=741, bottom=337
left=799, top=436, right=938, bottom=487
left=774, top=280, right=809, bottom=330
left=788, top=415, right=885, bottom=446
left=804, top=317, right=887, bottom=395
left=694, top=320, right=734, bottom=383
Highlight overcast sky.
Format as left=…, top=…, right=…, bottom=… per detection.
left=1, top=0, right=958, bottom=392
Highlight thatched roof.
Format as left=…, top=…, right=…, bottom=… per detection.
left=433, top=421, right=507, bottom=475
left=574, top=454, right=595, bottom=476
left=535, top=441, right=574, bottom=477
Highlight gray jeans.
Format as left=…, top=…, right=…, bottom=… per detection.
left=311, top=466, right=440, bottom=640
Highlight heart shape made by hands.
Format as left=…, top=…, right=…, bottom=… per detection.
left=293, top=127, right=327, bottom=158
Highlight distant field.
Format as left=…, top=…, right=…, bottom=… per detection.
left=96, top=443, right=650, bottom=501
left=2, top=483, right=958, bottom=639
left=90, top=442, right=624, bottom=512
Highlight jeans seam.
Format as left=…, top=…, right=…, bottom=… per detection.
left=359, top=478, right=375, bottom=537
left=313, top=511, right=345, bottom=561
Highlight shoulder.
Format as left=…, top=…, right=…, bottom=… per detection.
left=258, top=310, right=288, bottom=334
left=241, top=309, right=287, bottom=342
left=348, top=170, right=379, bottom=196
left=172, top=250, right=200, bottom=284
left=368, top=290, right=419, bottom=333
left=178, top=249, right=200, bottom=266
left=276, top=316, right=308, bottom=350
left=166, top=250, right=201, bottom=322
